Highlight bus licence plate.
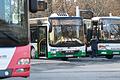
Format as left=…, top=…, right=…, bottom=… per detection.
left=113, top=52, right=119, bottom=54
left=66, top=55, right=73, bottom=57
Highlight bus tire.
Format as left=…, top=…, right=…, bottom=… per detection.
left=105, top=55, right=114, bottom=59
left=61, top=57, right=68, bottom=61
left=31, top=48, right=36, bottom=59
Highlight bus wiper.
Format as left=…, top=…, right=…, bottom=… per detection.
left=0, top=31, right=20, bottom=43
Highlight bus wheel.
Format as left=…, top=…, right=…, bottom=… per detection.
left=31, top=48, right=36, bottom=59
left=61, top=57, right=68, bottom=61
left=105, top=55, right=114, bottom=59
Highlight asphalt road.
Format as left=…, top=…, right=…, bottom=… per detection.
left=4, top=56, right=120, bottom=80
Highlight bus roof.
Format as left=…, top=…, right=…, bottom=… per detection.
left=29, top=17, right=48, bottom=21
left=49, top=16, right=82, bottom=19
left=92, top=16, right=120, bottom=21
left=29, top=17, right=48, bottom=25
left=49, top=13, right=82, bottom=19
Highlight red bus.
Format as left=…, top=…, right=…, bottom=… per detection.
left=0, top=0, right=40, bottom=78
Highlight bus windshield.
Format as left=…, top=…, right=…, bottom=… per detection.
left=0, top=0, right=28, bottom=46
left=49, top=17, right=84, bottom=47
left=100, top=19, right=120, bottom=41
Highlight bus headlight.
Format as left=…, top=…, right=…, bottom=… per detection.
left=51, top=51, right=56, bottom=54
left=18, top=59, right=30, bottom=65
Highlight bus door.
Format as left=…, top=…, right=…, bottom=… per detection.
left=38, top=26, right=47, bottom=57
left=30, top=25, right=40, bottom=59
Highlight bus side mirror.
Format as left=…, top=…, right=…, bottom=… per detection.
left=86, top=29, right=92, bottom=42
left=49, top=22, right=52, bottom=33
left=29, top=0, right=37, bottom=13
left=98, top=22, right=103, bottom=30
left=84, top=23, right=87, bottom=34
left=101, top=22, right=103, bottom=30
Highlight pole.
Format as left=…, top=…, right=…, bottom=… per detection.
left=76, top=6, right=80, bottom=17
left=47, top=0, right=52, bottom=16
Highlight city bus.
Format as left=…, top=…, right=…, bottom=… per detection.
left=30, top=13, right=86, bottom=60
left=86, top=17, right=120, bottom=59
left=0, top=0, right=45, bottom=78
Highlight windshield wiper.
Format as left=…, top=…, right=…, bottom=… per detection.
left=0, top=30, right=20, bottom=44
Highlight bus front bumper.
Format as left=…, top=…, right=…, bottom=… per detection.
left=0, top=65, right=30, bottom=78
left=0, top=69, right=12, bottom=78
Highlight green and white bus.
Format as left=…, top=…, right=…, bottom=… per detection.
left=87, top=16, right=120, bottom=59
left=30, top=13, right=86, bottom=60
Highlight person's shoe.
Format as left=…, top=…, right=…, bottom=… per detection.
left=95, top=55, right=97, bottom=58
left=91, top=56, right=94, bottom=58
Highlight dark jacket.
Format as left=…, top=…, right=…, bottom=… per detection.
left=90, top=37, right=98, bottom=50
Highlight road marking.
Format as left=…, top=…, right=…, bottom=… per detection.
left=31, top=59, right=70, bottom=65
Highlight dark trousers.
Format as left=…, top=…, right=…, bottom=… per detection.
left=91, top=49, right=97, bottom=58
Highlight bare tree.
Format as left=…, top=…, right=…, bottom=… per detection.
left=30, top=0, right=120, bottom=18
left=52, top=0, right=120, bottom=16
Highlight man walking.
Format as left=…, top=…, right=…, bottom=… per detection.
left=90, top=36, right=98, bottom=58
